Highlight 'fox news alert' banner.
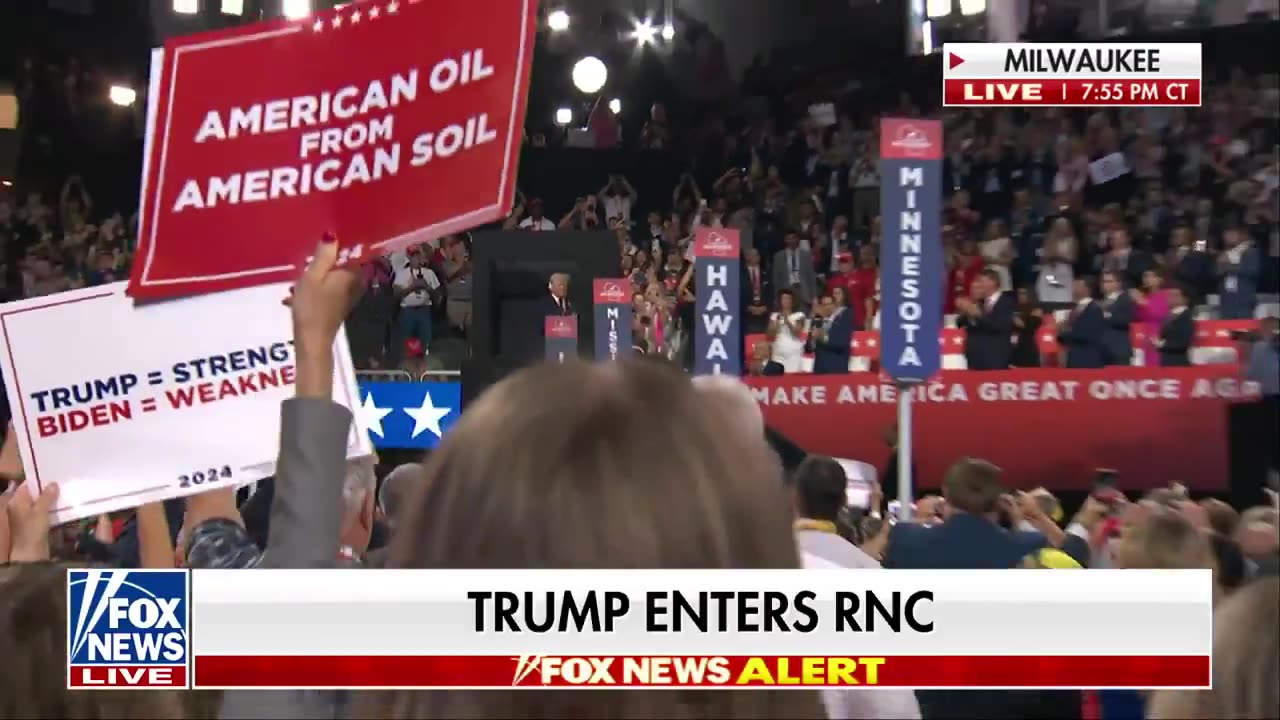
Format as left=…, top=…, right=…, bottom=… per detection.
left=128, top=0, right=536, bottom=301
left=0, top=283, right=371, bottom=523
left=943, top=43, right=1201, bottom=106
left=68, top=569, right=1212, bottom=690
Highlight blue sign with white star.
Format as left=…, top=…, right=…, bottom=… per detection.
left=355, top=382, right=460, bottom=449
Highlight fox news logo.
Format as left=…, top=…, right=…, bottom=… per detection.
left=67, top=569, right=189, bottom=689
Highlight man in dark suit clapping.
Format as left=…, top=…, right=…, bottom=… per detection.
left=811, top=295, right=853, bottom=375
left=542, top=272, right=575, bottom=319
left=956, top=269, right=1016, bottom=370
left=1098, top=270, right=1134, bottom=366
left=1158, top=284, right=1195, bottom=367
left=1058, top=277, right=1107, bottom=368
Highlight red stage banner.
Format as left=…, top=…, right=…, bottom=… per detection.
left=129, top=0, right=536, bottom=300
left=746, top=366, right=1259, bottom=491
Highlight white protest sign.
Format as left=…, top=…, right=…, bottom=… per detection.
left=1088, top=151, right=1131, bottom=185
left=0, top=282, right=372, bottom=524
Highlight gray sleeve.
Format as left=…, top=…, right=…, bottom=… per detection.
left=257, top=397, right=354, bottom=570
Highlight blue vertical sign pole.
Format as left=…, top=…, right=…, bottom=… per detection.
left=592, top=279, right=633, bottom=361
left=878, top=118, right=943, bottom=519
left=693, top=228, right=742, bottom=376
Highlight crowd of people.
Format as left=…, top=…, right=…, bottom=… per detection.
left=4, top=47, right=1279, bottom=378
left=1, top=242, right=1277, bottom=719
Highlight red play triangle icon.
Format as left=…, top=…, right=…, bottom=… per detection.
left=948, top=52, right=965, bottom=70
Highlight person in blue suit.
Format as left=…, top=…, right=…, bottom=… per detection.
left=883, top=458, right=1093, bottom=720
left=1217, top=224, right=1260, bottom=320
left=1098, top=270, right=1135, bottom=366
left=811, top=294, right=853, bottom=375
left=883, top=458, right=1090, bottom=571
left=1058, top=276, right=1107, bottom=368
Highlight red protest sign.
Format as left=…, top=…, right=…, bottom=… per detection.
left=128, top=0, right=536, bottom=301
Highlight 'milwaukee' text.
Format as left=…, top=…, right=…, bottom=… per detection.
left=171, top=49, right=497, bottom=212
left=468, top=590, right=934, bottom=634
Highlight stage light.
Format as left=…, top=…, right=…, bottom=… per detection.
left=958, top=0, right=985, bottom=14
left=661, top=23, right=675, bottom=40
left=1, top=180, right=12, bottom=188
left=571, top=56, right=607, bottom=93
left=547, top=9, right=570, bottom=31
left=555, top=107, right=572, bottom=126
left=173, top=0, right=199, bottom=14
left=282, top=0, right=311, bottom=19
left=221, top=0, right=244, bottom=14
left=109, top=85, right=138, bottom=107
left=921, top=21, right=934, bottom=54
left=608, top=98, right=621, bottom=114
left=926, top=0, right=951, bottom=18
left=632, top=18, right=658, bottom=46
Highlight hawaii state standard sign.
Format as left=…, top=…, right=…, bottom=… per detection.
left=128, top=0, right=536, bottom=300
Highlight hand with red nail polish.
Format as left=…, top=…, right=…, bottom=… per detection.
left=289, top=235, right=364, bottom=400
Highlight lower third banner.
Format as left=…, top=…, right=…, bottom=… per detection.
left=694, top=228, right=741, bottom=375
left=183, top=568, right=1209, bottom=689
left=593, top=279, right=632, bottom=362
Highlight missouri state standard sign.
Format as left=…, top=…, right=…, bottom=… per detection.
left=128, top=0, right=536, bottom=301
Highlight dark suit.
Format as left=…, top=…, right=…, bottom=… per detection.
left=1100, top=293, right=1135, bottom=366
left=537, top=294, right=575, bottom=338
left=1169, top=248, right=1214, bottom=302
left=1101, top=248, right=1155, bottom=289
left=884, top=513, right=1088, bottom=570
left=542, top=293, right=575, bottom=318
left=884, top=514, right=1090, bottom=720
left=812, top=307, right=852, bottom=374
left=1058, top=300, right=1107, bottom=369
left=1159, top=309, right=1194, bottom=367
left=957, top=291, right=1016, bottom=370
left=761, top=360, right=785, bottom=376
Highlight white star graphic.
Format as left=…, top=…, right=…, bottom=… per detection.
left=312, top=19, right=324, bottom=31
left=403, top=389, right=452, bottom=439
left=386, top=0, right=400, bottom=14
left=368, top=5, right=381, bottom=18
left=358, top=391, right=393, bottom=438
left=331, top=14, right=343, bottom=28
left=350, top=8, right=362, bottom=22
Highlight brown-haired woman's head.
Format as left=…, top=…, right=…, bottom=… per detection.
left=1149, top=577, right=1280, bottom=720
left=0, top=562, right=183, bottom=720
left=1115, top=506, right=1215, bottom=572
left=370, top=359, right=822, bottom=719
left=941, top=458, right=1004, bottom=516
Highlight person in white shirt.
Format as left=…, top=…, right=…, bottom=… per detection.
left=392, top=246, right=441, bottom=361
left=516, top=198, right=555, bottom=231
left=1037, top=217, right=1076, bottom=304
left=768, top=289, right=809, bottom=373
left=599, top=174, right=637, bottom=227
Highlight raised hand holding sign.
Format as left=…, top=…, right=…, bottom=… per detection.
left=129, top=0, right=536, bottom=301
